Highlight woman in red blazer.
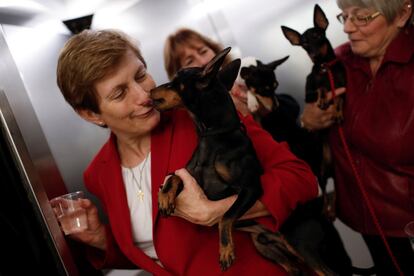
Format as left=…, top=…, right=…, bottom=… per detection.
left=56, top=29, right=318, bottom=275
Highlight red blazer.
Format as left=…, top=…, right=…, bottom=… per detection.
left=84, top=109, right=317, bottom=275
left=331, top=26, right=414, bottom=236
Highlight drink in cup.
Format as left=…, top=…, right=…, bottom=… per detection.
left=51, top=191, right=87, bottom=235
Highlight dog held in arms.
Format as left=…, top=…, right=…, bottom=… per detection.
left=235, top=55, right=289, bottom=118
left=278, top=4, right=378, bottom=276
left=234, top=56, right=322, bottom=170
left=281, top=4, right=346, bottom=222
left=150, top=47, right=315, bottom=275
left=236, top=56, right=353, bottom=275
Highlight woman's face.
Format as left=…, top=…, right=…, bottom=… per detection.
left=341, top=6, right=403, bottom=59
left=179, top=40, right=216, bottom=68
left=92, top=49, right=160, bottom=138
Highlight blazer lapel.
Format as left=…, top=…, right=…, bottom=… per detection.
left=100, top=134, right=168, bottom=274
left=151, top=112, right=174, bottom=224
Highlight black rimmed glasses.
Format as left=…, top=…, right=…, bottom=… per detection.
left=336, top=11, right=381, bottom=26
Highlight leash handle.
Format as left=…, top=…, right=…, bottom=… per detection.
left=325, top=64, right=404, bottom=276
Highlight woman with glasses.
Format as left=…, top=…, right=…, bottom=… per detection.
left=300, top=0, right=414, bottom=275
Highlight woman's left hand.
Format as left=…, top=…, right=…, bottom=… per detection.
left=171, top=168, right=236, bottom=226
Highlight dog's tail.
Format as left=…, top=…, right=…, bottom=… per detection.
left=235, top=221, right=321, bottom=276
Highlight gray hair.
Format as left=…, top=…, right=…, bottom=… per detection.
left=336, top=0, right=414, bottom=25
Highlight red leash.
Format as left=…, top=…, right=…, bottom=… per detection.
left=325, top=64, right=404, bottom=276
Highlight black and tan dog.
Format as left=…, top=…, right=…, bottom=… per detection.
left=281, top=4, right=347, bottom=222
left=236, top=56, right=313, bottom=156
left=150, top=47, right=311, bottom=274
left=236, top=56, right=289, bottom=115
left=237, top=54, right=353, bottom=276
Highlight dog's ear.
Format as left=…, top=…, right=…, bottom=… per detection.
left=281, top=26, right=301, bottom=46
left=218, top=59, right=241, bottom=91
left=197, top=47, right=231, bottom=90
left=268, top=55, right=289, bottom=70
left=201, top=47, right=231, bottom=80
left=314, top=4, right=329, bottom=30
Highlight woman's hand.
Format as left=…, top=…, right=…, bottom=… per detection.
left=300, top=87, right=346, bottom=131
left=50, top=198, right=107, bottom=250
left=171, top=169, right=237, bottom=226
left=230, top=84, right=250, bottom=116
left=230, top=83, right=274, bottom=118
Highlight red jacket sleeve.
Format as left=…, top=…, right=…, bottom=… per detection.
left=241, top=114, right=318, bottom=231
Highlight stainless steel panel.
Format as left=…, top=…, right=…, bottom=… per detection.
left=0, top=88, right=78, bottom=275
left=1, top=24, right=108, bottom=196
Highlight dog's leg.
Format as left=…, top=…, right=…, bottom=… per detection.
left=218, top=218, right=236, bottom=270
left=241, top=224, right=327, bottom=276
left=243, top=223, right=340, bottom=276
left=323, top=190, right=336, bottom=222
left=334, top=97, right=344, bottom=124
left=317, top=87, right=329, bottom=110
left=218, top=185, right=261, bottom=270
left=158, top=174, right=183, bottom=216
left=249, top=225, right=304, bottom=275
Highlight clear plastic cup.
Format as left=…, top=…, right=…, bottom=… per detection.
left=51, top=191, right=87, bottom=235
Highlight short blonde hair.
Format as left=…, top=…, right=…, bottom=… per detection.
left=163, top=28, right=232, bottom=80
left=57, top=29, right=146, bottom=113
left=336, top=0, right=414, bottom=25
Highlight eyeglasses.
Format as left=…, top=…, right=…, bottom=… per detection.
left=336, top=11, right=381, bottom=26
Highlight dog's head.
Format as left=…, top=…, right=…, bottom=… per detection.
left=151, top=47, right=241, bottom=116
left=281, top=4, right=330, bottom=63
left=239, top=56, right=289, bottom=98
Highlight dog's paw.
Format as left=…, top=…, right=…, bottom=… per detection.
left=317, top=100, right=330, bottom=110
left=334, top=112, right=344, bottom=124
left=219, top=244, right=235, bottom=271
left=158, top=191, right=176, bottom=216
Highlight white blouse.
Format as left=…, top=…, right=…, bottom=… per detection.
left=121, top=153, right=158, bottom=260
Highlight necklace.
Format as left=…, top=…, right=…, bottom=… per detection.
left=130, top=153, right=150, bottom=201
